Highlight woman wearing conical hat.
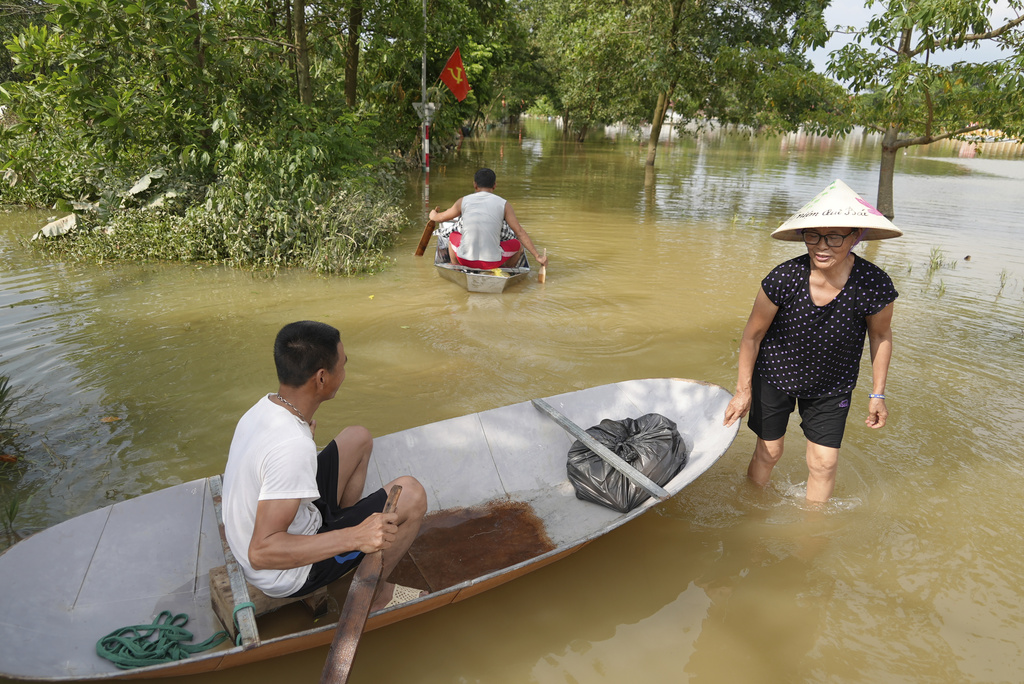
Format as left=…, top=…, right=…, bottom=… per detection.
left=723, top=180, right=902, bottom=503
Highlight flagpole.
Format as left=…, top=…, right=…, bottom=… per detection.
left=420, top=0, right=430, bottom=204
left=421, top=0, right=426, bottom=107
left=422, top=0, right=427, bottom=177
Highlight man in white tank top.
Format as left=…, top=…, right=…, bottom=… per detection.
left=429, top=168, right=549, bottom=270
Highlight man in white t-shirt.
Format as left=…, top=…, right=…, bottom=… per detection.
left=429, top=167, right=549, bottom=270
left=223, top=320, right=427, bottom=609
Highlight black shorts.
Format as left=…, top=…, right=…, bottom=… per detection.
left=287, top=440, right=387, bottom=598
left=747, top=373, right=852, bottom=449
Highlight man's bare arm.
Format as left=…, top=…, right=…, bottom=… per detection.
left=504, top=203, right=547, bottom=266
left=428, top=198, right=463, bottom=223
left=247, top=498, right=396, bottom=571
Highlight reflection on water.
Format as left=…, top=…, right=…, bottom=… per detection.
left=1, top=124, right=1023, bottom=683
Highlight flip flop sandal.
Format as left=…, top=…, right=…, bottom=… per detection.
left=383, top=584, right=425, bottom=609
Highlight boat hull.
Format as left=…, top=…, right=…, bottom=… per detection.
left=0, top=378, right=738, bottom=680
left=433, top=235, right=531, bottom=293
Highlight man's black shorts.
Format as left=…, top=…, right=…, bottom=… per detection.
left=747, top=373, right=852, bottom=449
left=287, top=439, right=386, bottom=598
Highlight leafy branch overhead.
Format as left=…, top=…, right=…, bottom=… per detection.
left=818, top=0, right=1024, bottom=217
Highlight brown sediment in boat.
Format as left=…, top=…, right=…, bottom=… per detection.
left=390, top=499, right=555, bottom=592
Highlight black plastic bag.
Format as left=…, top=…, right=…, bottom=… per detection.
left=566, top=413, right=688, bottom=513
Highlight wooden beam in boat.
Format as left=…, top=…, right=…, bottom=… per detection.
left=209, top=474, right=261, bottom=649
left=531, top=398, right=670, bottom=501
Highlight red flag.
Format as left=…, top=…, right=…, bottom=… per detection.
left=439, top=48, right=471, bottom=102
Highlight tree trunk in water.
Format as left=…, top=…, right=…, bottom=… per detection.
left=646, top=90, right=670, bottom=167
left=293, top=0, right=312, bottom=105
left=877, top=125, right=900, bottom=219
left=345, top=0, right=362, bottom=108
left=185, top=0, right=204, bottom=70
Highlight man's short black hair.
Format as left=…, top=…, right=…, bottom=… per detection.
left=474, top=168, right=496, bottom=189
left=274, top=321, right=341, bottom=387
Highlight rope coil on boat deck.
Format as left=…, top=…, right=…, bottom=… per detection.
left=96, top=610, right=230, bottom=669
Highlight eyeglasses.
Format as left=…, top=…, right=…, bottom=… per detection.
left=802, top=231, right=856, bottom=248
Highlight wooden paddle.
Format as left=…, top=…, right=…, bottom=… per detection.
left=538, top=248, right=547, bottom=283
left=413, top=209, right=439, bottom=256
left=320, top=485, right=402, bottom=684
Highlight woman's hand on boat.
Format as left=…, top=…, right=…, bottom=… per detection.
left=723, top=390, right=751, bottom=427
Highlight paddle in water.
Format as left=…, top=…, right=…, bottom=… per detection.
left=320, top=484, right=402, bottom=684
left=414, top=209, right=439, bottom=256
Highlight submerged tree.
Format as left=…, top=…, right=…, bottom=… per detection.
left=817, top=0, right=1024, bottom=218
left=522, top=0, right=839, bottom=158
left=640, top=0, right=837, bottom=168
left=522, top=0, right=653, bottom=141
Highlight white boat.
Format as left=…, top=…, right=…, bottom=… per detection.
left=0, top=378, right=738, bottom=680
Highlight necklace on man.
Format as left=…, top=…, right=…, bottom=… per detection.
left=275, top=393, right=308, bottom=423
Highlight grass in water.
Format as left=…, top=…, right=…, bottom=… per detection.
left=0, top=376, right=25, bottom=548
left=2, top=497, right=19, bottom=537
left=927, top=247, right=956, bottom=276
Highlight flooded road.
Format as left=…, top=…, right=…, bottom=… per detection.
left=1, top=121, right=1023, bottom=683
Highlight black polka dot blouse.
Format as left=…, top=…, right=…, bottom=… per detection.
left=755, top=253, right=898, bottom=398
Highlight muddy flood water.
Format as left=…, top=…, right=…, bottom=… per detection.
left=1, top=121, right=1023, bottom=683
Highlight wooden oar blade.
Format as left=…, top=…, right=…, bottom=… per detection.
left=414, top=208, right=440, bottom=256
left=320, top=485, right=402, bottom=684
left=321, top=555, right=381, bottom=682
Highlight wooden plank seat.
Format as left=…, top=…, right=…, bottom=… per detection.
left=207, top=474, right=330, bottom=647
left=208, top=565, right=330, bottom=642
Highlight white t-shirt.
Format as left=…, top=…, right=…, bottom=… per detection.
left=223, top=394, right=322, bottom=597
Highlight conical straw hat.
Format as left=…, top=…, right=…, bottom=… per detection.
left=771, top=179, right=903, bottom=241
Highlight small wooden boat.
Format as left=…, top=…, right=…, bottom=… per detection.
left=433, top=224, right=531, bottom=293
left=0, top=378, right=738, bottom=680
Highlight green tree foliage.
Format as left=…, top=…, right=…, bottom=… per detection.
left=4, top=0, right=220, bottom=184
left=0, top=0, right=541, bottom=270
left=485, top=16, right=551, bottom=124
left=647, top=0, right=845, bottom=165
left=355, top=0, right=539, bottom=148
left=521, top=0, right=841, bottom=160
left=815, top=0, right=1024, bottom=218
left=523, top=0, right=651, bottom=141
left=0, top=0, right=415, bottom=271
left=0, top=0, right=49, bottom=84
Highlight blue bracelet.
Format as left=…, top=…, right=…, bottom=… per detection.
left=869, top=393, right=886, bottom=399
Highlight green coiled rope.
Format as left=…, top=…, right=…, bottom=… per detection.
left=96, top=610, right=230, bottom=669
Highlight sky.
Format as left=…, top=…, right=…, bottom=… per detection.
left=807, top=0, right=1020, bottom=72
